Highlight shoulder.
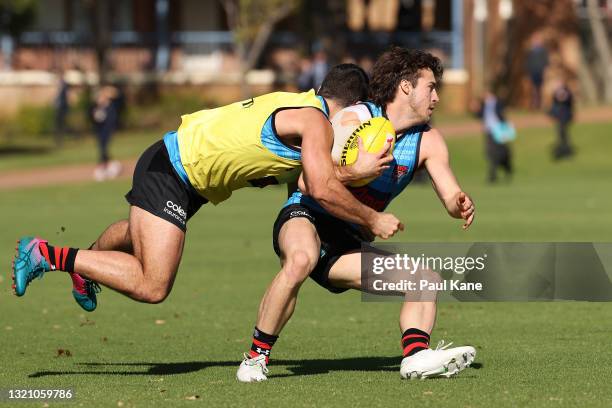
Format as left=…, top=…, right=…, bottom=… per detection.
left=421, top=126, right=444, bottom=142
left=331, top=103, right=373, bottom=125
left=274, top=107, right=329, bottom=136
left=419, top=127, right=449, bottom=160
left=276, top=106, right=327, bottom=121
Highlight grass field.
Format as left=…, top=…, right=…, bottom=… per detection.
left=0, top=131, right=158, bottom=172
left=1, top=120, right=611, bottom=407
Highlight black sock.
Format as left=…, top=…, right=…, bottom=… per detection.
left=401, top=328, right=430, bottom=357
left=249, top=326, right=278, bottom=363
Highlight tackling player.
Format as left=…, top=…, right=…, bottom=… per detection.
left=237, top=47, right=476, bottom=382
left=12, top=64, right=402, bottom=310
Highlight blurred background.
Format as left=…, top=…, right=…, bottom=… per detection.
left=0, top=0, right=610, bottom=181
left=1, top=5, right=611, bottom=404
left=1, top=3, right=612, bottom=405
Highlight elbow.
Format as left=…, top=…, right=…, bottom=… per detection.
left=309, top=185, right=328, bottom=202
left=308, top=182, right=332, bottom=204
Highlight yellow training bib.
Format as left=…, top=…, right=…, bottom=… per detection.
left=177, top=90, right=325, bottom=204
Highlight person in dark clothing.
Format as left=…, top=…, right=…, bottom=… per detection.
left=297, top=48, right=329, bottom=92
left=525, top=33, right=549, bottom=110
left=474, top=91, right=513, bottom=183
left=549, top=79, right=574, bottom=160
left=91, top=85, right=122, bottom=181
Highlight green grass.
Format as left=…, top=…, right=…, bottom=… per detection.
left=0, top=120, right=611, bottom=407
left=0, top=131, right=159, bottom=172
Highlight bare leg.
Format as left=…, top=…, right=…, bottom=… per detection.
left=327, top=252, right=437, bottom=334
left=73, top=206, right=184, bottom=303
left=255, top=218, right=320, bottom=335
left=90, top=219, right=132, bottom=253
left=68, top=219, right=131, bottom=299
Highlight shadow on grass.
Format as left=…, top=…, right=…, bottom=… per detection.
left=29, top=358, right=482, bottom=379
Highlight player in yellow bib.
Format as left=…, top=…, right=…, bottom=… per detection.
left=176, top=89, right=326, bottom=204
left=13, top=64, right=401, bottom=312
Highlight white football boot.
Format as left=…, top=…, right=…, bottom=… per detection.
left=236, top=353, right=269, bottom=383
left=400, top=340, right=476, bottom=379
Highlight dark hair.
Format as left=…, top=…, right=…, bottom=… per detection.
left=369, top=47, right=443, bottom=106
left=317, top=63, right=370, bottom=107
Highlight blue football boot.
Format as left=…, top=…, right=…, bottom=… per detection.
left=71, top=273, right=101, bottom=312
left=12, top=237, right=52, bottom=296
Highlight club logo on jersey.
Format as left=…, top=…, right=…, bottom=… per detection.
left=393, top=165, right=409, bottom=181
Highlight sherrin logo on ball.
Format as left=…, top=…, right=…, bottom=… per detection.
left=336, top=117, right=396, bottom=187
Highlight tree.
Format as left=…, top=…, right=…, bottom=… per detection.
left=220, top=0, right=300, bottom=97
left=0, top=0, right=36, bottom=36
left=0, top=0, right=36, bottom=69
left=586, top=0, right=612, bottom=103
left=83, top=0, right=112, bottom=83
left=502, top=0, right=579, bottom=106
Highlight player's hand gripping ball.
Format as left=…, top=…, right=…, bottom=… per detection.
left=332, top=117, right=396, bottom=187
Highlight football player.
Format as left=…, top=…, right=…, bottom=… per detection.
left=237, top=47, right=476, bottom=382
left=12, top=64, right=401, bottom=311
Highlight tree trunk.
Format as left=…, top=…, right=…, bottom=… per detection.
left=576, top=46, right=599, bottom=103
left=85, top=0, right=110, bottom=84
left=586, top=0, right=612, bottom=102
left=221, top=0, right=296, bottom=99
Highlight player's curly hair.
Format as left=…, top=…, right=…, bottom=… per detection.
left=369, top=47, right=443, bottom=107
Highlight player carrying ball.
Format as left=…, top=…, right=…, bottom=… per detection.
left=12, top=64, right=402, bottom=310
left=237, top=47, right=476, bottom=382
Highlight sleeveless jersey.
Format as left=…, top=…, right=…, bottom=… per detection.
left=286, top=101, right=427, bottom=213
left=175, top=90, right=327, bottom=204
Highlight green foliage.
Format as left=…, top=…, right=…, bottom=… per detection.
left=11, top=104, right=55, bottom=136
left=0, top=0, right=37, bottom=36
left=0, top=89, right=219, bottom=140
left=124, top=91, right=216, bottom=131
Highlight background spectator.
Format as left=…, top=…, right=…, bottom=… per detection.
left=473, top=90, right=513, bottom=183
left=525, top=33, right=549, bottom=110
left=91, top=85, right=122, bottom=181
left=549, top=78, right=575, bottom=160
left=297, top=45, right=329, bottom=91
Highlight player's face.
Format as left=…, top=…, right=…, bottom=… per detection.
left=406, top=69, right=439, bottom=122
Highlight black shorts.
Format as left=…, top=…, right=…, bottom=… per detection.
left=272, top=204, right=367, bottom=294
left=125, top=140, right=207, bottom=231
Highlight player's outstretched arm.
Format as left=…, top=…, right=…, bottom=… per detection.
left=275, top=107, right=403, bottom=239
left=422, top=128, right=475, bottom=230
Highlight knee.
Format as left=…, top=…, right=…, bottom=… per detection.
left=135, top=280, right=172, bottom=304
left=137, top=287, right=170, bottom=304
left=280, top=250, right=317, bottom=288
